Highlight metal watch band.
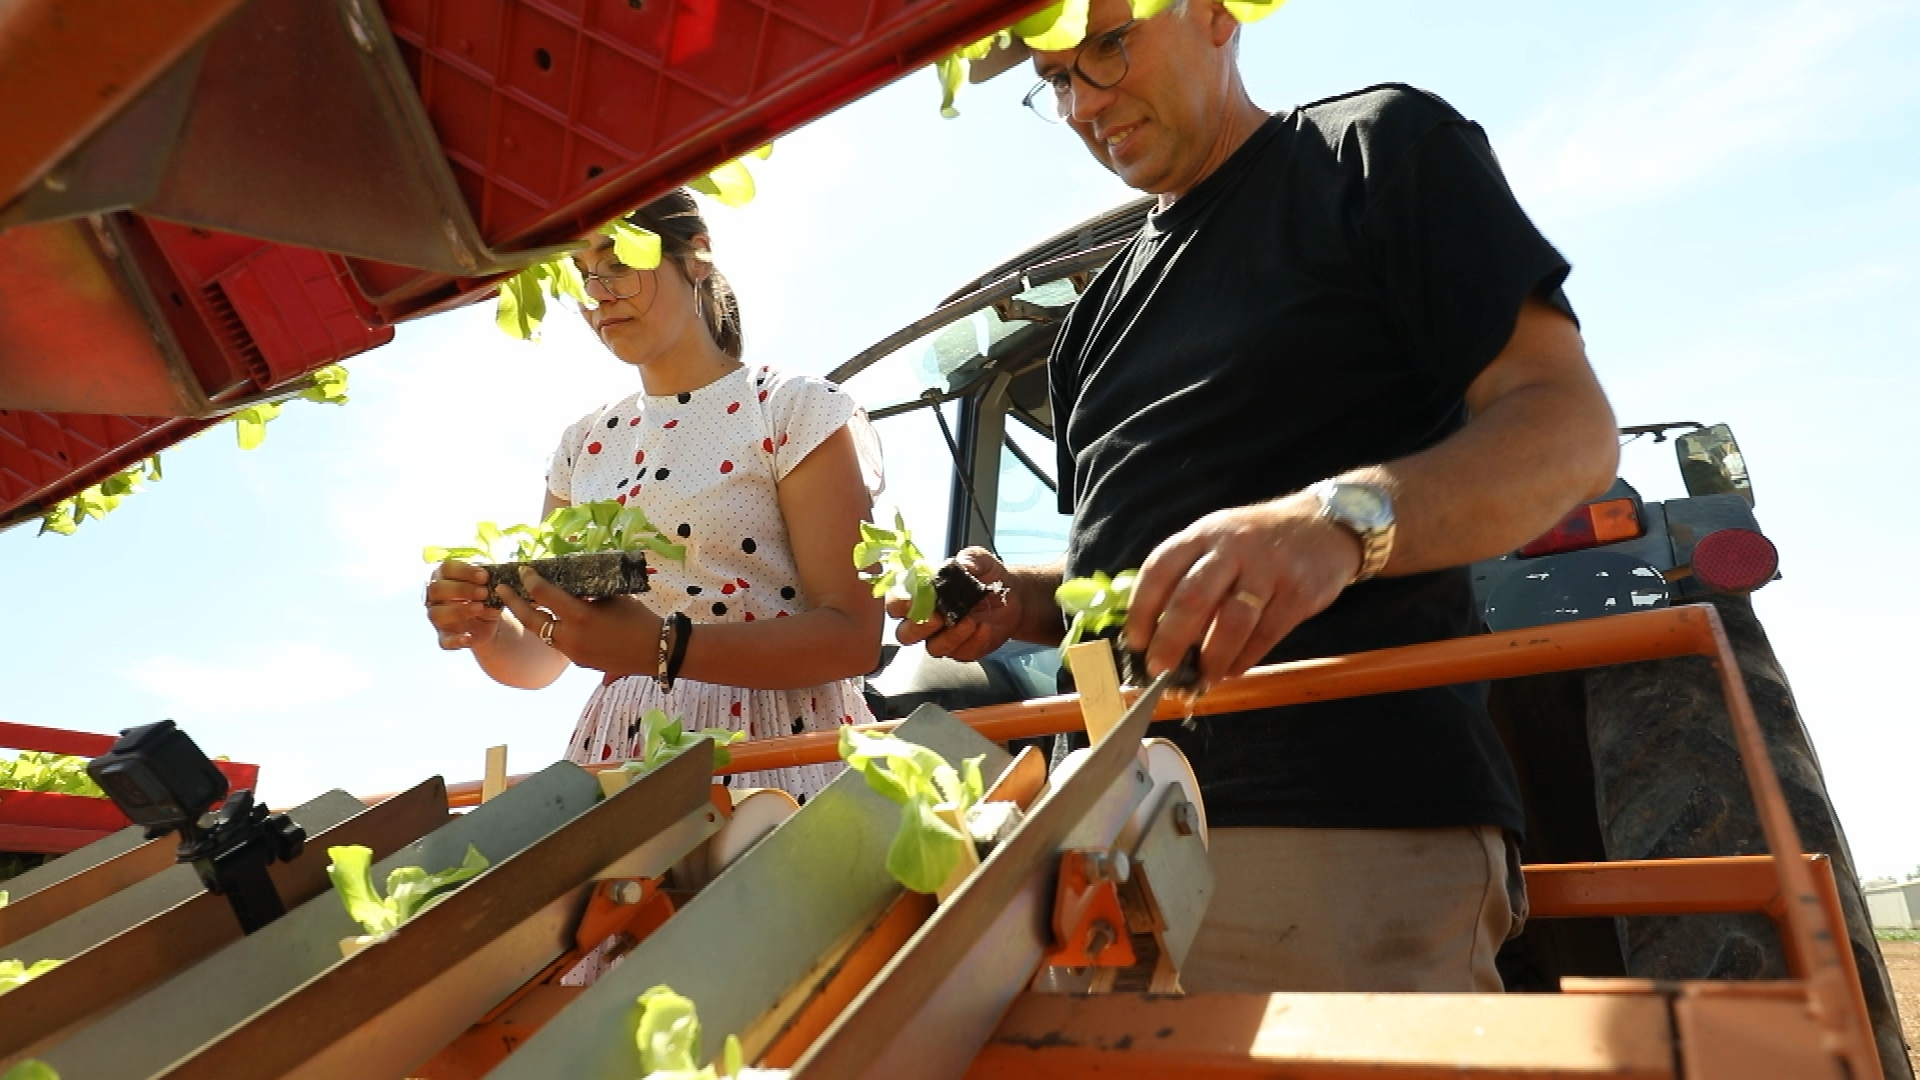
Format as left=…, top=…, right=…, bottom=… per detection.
left=1311, top=480, right=1396, bottom=585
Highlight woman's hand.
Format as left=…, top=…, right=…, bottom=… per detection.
left=493, top=568, right=664, bottom=678
left=425, top=560, right=504, bottom=651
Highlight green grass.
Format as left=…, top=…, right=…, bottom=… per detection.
left=1874, top=927, right=1920, bottom=943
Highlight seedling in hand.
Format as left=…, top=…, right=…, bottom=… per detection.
left=426, top=499, right=686, bottom=606
left=1057, top=570, right=1201, bottom=690
left=853, top=512, right=1000, bottom=625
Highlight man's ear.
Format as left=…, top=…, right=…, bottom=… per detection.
left=1202, top=0, right=1240, bottom=47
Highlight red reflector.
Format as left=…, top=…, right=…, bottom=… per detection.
left=1519, top=498, right=1643, bottom=558
left=1691, top=528, right=1779, bottom=594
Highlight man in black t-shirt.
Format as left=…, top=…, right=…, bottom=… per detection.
left=896, top=0, right=1620, bottom=992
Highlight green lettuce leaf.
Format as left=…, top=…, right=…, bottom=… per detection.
left=838, top=727, right=986, bottom=894
left=0, top=958, right=61, bottom=995
left=326, top=844, right=490, bottom=938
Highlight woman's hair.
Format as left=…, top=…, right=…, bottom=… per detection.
left=625, top=189, right=744, bottom=359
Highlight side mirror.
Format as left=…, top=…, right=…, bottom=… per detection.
left=1675, top=423, right=1755, bottom=506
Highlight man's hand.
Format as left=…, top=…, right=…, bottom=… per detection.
left=1125, top=493, right=1363, bottom=686
left=890, top=548, right=1024, bottom=662
left=494, top=568, right=662, bottom=677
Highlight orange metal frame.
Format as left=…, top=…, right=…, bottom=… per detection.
left=438, top=604, right=1878, bottom=1078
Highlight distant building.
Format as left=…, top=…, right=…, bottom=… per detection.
left=1866, top=880, right=1920, bottom=930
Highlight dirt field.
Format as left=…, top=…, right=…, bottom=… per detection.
left=1885, top=940, right=1920, bottom=1070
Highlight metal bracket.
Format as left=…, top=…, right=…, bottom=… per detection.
left=1044, top=849, right=1136, bottom=970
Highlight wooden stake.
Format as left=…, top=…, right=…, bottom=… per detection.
left=1064, top=640, right=1126, bottom=745
left=481, top=745, right=508, bottom=804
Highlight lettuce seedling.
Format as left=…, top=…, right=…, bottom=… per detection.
left=633, top=984, right=745, bottom=1079
left=326, top=844, right=489, bottom=939
left=0, top=959, right=60, bottom=995
left=615, top=710, right=747, bottom=780
left=0, top=752, right=106, bottom=798
left=853, top=512, right=997, bottom=625
left=2, top=1061, right=59, bottom=1080
left=424, top=500, right=686, bottom=565
left=838, top=727, right=985, bottom=895
left=1056, top=569, right=1138, bottom=650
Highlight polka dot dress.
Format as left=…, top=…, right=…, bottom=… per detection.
left=546, top=364, right=885, bottom=802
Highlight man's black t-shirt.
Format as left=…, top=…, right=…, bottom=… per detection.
left=1050, top=85, right=1576, bottom=835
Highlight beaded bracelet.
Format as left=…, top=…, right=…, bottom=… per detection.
left=654, top=615, right=675, bottom=691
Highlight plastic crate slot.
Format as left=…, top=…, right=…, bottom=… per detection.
left=201, top=282, right=273, bottom=389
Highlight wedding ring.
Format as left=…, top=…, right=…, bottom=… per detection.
left=539, top=614, right=558, bottom=646
left=1231, top=588, right=1265, bottom=613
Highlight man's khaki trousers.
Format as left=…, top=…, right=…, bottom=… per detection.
left=1180, top=824, right=1527, bottom=993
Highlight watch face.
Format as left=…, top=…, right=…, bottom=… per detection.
left=1329, top=484, right=1391, bottom=527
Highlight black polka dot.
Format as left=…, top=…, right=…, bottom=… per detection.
left=676, top=523, right=691, bottom=538
left=606, top=417, right=619, bottom=428
left=780, top=586, right=797, bottom=600
left=676, top=392, right=691, bottom=404
left=712, top=602, right=727, bottom=616
left=790, top=717, right=805, bottom=734
left=655, top=468, right=671, bottom=481
left=615, top=477, right=629, bottom=488
left=686, top=585, right=702, bottom=595
left=722, top=774, right=734, bottom=787
left=741, top=537, right=757, bottom=554
left=796, top=792, right=807, bottom=805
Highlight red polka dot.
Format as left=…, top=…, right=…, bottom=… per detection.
left=616, top=494, right=627, bottom=505
left=663, top=419, right=678, bottom=429
left=726, top=401, right=741, bottom=414
left=629, top=417, right=642, bottom=426
left=838, top=715, right=853, bottom=725
left=600, top=745, right=612, bottom=760
left=744, top=612, right=756, bottom=621
left=736, top=578, right=751, bottom=589
left=719, top=460, right=734, bottom=474
left=778, top=432, right=789, bottom=446
left=634, top=450, right=645, bottom=464
left=762, top=438, right=774, bottom=454
left=758, top=389, right=768, bottom=402
left=775, top=611, right=789, bottom=618
left=630, top=485, right=643, bottom=498
left=721, top=584, right=736, bottom=595
left=587, top=442, right=603, bottom=454
left=646, top=565, right=658, bottom=574
left=730, top=701, right=742, bottom=717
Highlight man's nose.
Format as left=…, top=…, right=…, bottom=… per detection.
left=1069, top=78, right=1116, bottom=126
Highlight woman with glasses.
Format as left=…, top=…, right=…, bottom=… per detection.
left=424, top=189, right=886, bottom=808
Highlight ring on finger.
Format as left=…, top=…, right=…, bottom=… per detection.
left=1231, top=588, right=1265, bottom=613
left=539, top=613, right=559, bottom=646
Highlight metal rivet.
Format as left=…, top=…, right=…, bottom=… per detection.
left=1086, top=919, right=1117, bottom=959
left=1172, top=801, right=1198, bottom=837
left=609, top=880, right=644, bottom=905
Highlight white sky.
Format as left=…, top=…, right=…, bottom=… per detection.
left=5, top=0, right=1919, bottom=877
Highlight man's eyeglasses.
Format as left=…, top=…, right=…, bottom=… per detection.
left=1022, top=19, right=1139, bottom=124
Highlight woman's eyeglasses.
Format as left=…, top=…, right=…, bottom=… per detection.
left=1022, top=19, right=1139, bottom=124
left=579, top=264, right=646, bottom=301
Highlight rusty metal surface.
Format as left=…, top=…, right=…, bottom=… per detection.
left=968, top=991, right=1678, bottom=1079
left=1585, top=594, right=1909, bottom=1079
left=0, top=780, right=446, bottom=1069
left=0, top=219, right=210, bottom=415
left=789, top=678, right=1164, bottom=1080
left=0, top=0, right=248, bottom=206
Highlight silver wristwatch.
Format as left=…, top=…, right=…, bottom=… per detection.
left=1310, top=480, right=1396, bottom=584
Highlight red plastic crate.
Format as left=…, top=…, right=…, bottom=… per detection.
left=0, top=411, right=212, bottom=531
left=377, top=0, right=1048, bottom=254
left=0, top=217, right=396, bottom=528
left=0, top=721, right=263, bottom=855
left=139, top=220, right=395, bottom=391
